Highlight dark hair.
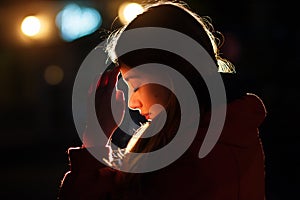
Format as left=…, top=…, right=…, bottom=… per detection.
left=106, top=1, right=238, bottom=113
left=106, top=1, right=235, bottom=73
left=102, top=2, right=246, bottom=195
left=106, top=1, right=236, bottom=148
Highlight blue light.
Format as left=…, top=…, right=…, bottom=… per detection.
left=56, top=3, right=102, bottom=42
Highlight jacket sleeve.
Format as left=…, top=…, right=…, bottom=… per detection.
left=218, top=93, right=267, bottom=147
left=58, top=147, right=117, bottom=200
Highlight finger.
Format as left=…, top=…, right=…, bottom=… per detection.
left=97, top=72, right=109, bottom=88
left=95, top=66, right=120, bottom=100
left=97, top=66, right=120, bottom=89
left=107, top=66, right=121, bottom=89
left=115, top=90, right=125, bottom=102
left=89, top=74, right=101, bottom=95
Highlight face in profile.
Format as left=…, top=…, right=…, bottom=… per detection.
left=120, top=64, right=172, bottom=121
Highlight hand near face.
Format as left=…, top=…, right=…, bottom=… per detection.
left=83, top=66, right=125, bottom=148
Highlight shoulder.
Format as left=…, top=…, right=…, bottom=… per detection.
left=227, top=93, right=267, bottom=122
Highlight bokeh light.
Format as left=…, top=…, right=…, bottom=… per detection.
left=56, top=3, right=102, bottom=42
left=118, top=2, right=144, bottom=25
left=44, top=65, right=64, bottom=85
left=21, top=16, right=41, bottom=37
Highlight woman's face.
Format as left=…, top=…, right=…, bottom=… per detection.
left=120, top=64, right=171, bottom=120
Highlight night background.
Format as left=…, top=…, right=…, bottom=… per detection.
left=0, top=0, right=298, bottom=199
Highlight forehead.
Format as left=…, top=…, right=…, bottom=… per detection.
left=119, top=63, right=175, bottom=92
left=120, top=63, right=147, bottom=81
left=119, top=64, right=130, bottom=77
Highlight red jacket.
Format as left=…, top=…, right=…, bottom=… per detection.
left=58, top=93, right=266, bottom=200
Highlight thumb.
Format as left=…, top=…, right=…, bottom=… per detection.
left=116, top=89, right=125, bottom=102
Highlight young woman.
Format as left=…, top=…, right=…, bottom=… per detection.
left=59, top=1, right=267, bottom=199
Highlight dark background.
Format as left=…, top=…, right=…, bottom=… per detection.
left=0, top=0, right=298, bottom=199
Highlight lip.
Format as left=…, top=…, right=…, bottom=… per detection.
left=141, top=113, right=151, bottom=120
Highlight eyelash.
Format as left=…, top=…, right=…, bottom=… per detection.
left=133, top=87, right=139, bottom=92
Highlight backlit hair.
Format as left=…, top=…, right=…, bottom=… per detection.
left=105, top=0, right=235, bottom=73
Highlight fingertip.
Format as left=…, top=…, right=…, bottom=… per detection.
left=116, top=90, right=125, bottom=100
left=114, top=65, right=121, bottom=72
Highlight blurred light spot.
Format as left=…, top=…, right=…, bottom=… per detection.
left=56, top=3, right=102, bottom=42
left=44, top=65, right=64, bottom=85
left=21, top=16, right=41, bottom=37
left=118, top=2, right=144, bottom=25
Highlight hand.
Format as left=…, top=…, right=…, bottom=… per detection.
left=83, top=66, right=125, bottom=148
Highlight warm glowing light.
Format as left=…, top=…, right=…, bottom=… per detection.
left=44, top=65, right=64, bottom=85
left=21, top=16, right=41, bottom=37
left=118, top=2, right=144, bottom=25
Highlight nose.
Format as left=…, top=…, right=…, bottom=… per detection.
left=128, top=93, right=142, bottom=111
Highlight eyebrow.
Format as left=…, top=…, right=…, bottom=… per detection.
left=123, top=75, right=140, bottom=81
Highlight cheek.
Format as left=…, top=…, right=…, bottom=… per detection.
left=148, top=86, right=170, bottom=106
